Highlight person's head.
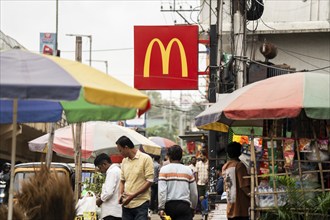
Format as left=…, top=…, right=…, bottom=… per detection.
left=216, top=164, right=223, bottom=176
left=94, top=153, right=112, bottom=174
left=153, top=155, right=161, bottom=163
left=200, top=150, right=207, bottom=162
left=16, top=165, right=75, bottom=220
left=190, top=156, right=197, bottom=165
left=116, top=135, right=135, bottom=158
left=226, top=141, right=242, bottom=159
left=2, top=163, right=10, bottom=173
left=167, top=145, right=182, bottom=162
left=0, top=204, right=25, bottom=220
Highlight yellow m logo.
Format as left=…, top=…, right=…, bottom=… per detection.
left=143, top=38, right=188, bottom=78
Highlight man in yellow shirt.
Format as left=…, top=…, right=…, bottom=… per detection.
left=116, top=135, right=154, bottom=220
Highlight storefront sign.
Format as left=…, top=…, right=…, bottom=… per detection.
left=39, top=33, right=56, bottom=55
left=134, top=25, right=198, bottom=90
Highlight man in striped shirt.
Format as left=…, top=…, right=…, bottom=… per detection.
left=158, top=145, right=198, bottom=220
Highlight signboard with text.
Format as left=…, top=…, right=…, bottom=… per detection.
left=39, top=33, right=56, bottom=55
left=134, top=25, right=198, bottom=90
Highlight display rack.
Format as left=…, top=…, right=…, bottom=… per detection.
left=246, top=117, right=330, bottom=219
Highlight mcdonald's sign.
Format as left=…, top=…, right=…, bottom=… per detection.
left=134, top=25, right=198, bottom=90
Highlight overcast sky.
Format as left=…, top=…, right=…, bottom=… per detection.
left=1, top=0, right=207, bottom=103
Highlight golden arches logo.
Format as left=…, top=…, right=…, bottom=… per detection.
left=143, top=38, right=188, bottom=78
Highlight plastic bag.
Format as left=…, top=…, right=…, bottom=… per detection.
left=305, top=142, right=329, bottom=161
left=76, top=191, right=97, bottom=216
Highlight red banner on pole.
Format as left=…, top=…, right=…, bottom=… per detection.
left=134, top=25, right=198, bottom=90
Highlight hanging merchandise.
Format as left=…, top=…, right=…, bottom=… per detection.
left=298, top=138, right=312, bottom=152
left=283, top=139, right=295, bottom=169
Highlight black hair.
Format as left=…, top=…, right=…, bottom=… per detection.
left=115, top=135, right=134, bottom=149
left=226, top=142, right=242, bottom=159
left=1, top=163, right=10, bottom=171
left=94, top=153, right=112, bottom=166
left=216, top=164, right=223, bottom=171
left=153, top=155, right=161, bottom=162
left=167, top=145, right=182, bottom=161
left=200, top=149, right=207, bottom=156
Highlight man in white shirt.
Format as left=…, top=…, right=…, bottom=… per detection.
left=94, top=153, right=122, bottom=220
left=188, top=156, right=197, bottom=178
left=196, top=151, right=209, bottom=214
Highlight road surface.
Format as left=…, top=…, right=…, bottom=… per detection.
left=150, top=213, right=203, bottom=220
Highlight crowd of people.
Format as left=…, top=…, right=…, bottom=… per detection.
left=94, top=136, right=198, bottom=220
left=94, top=136, right=250, bottom=220
left=0, top=136, right=250, bottom=220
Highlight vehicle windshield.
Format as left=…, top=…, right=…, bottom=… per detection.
left=14, top=171, right=67, bottom=193
left=14, top=169, right=96, bottom=194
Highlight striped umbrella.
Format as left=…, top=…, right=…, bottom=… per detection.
left=149, top=136, right=177, bottom=158
left=29, top=122, right=161, bottom=160
left=149, top=136, right=177, bottom=148
left=0, top=49, right=150, bottom=124
left=195, top=72, right=330, bottom=131
left=0, top=49, right=152, bottom=219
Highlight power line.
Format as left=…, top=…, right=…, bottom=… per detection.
left=279, top=48, right=325, bottom=70
left=260, top=18, right=276, bottom=30
left=299, top=65, right=330, bottom=72
left=236, top=56, right=330, bottom=73
left=277, top=47, right=329, bottom=61
left=60, top=48, right=133, bottom=53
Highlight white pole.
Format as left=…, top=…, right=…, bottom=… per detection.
left=45, top=123, right=55, bottom=168
left=234, top=11, right=244, bottom=89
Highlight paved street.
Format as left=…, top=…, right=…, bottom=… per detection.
left=150, top=213, right=203, bottom=220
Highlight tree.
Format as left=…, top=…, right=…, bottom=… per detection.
left=145, top=91, right=206, bottom=141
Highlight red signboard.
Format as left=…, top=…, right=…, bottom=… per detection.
left=134, top=25, right=198, bottom=90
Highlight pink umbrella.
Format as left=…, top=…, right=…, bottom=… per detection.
left=148, top=136, right=176, bottom=148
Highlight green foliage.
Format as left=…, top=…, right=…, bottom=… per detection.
left=259, top=176, right=330, bottom=220
left=308, top=191, right=330, bottom=216
left=145, top=91, right=206, bottom=140
left=146, top=124, right=178, bottom=141
left=82, top=172, right=105, bottom=196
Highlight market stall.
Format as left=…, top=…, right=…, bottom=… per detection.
left=195, top=72, right=330, bottom=219
left=235, top=117, right=329, bottom=219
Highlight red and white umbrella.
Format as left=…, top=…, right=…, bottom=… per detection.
left=29, top=121, right=161, bottom=160
left=148, top=136, right=177, bottom=148
left=148, top=136, right=177, bottom=158
left=195, top=72, right=330, bottom=131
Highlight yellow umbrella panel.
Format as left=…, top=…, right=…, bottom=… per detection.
left=47, top=54, right=150, bottom=112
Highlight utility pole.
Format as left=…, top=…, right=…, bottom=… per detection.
left=233, top=0, right=246, bottom=88
left=55, top=0, right=59, bottom=55
left=160, top=0, right=199, bottom=24
left=67, top=34, right=92, bottom=67
left=208, top=24, right=218, bottom=194
left=74, top=36, right=83, bottom=204
left=46, top=0, right=60, bottom=167
left=87, top=59, right=109, bottom=74
left=66, top=37, right=92, bottom=202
